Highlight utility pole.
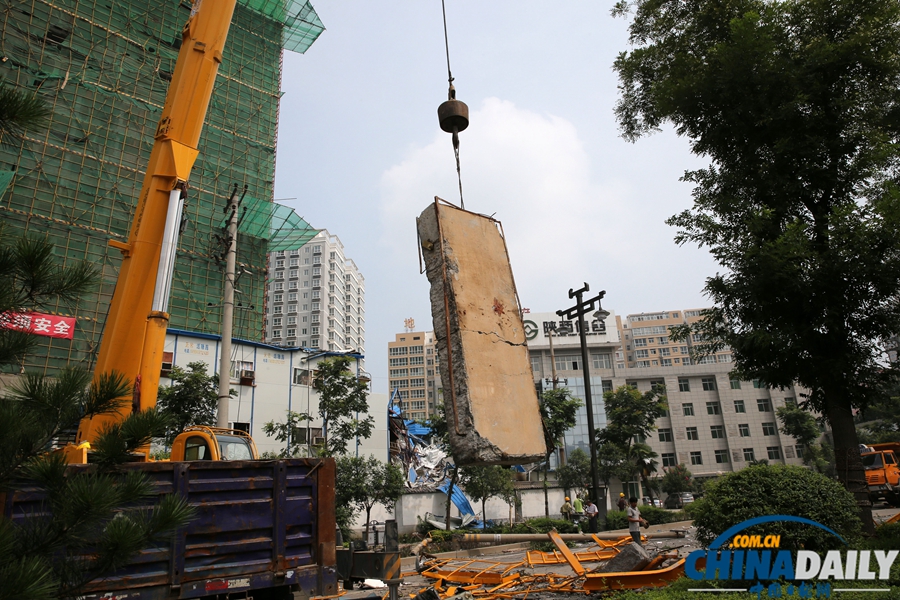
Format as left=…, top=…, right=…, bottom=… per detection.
left=217, top=184, right=245, bottom=428
left=557, top=283, right=607, bottom=516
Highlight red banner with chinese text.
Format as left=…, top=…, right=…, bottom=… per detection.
left=0, top=312, right=76, bottom=339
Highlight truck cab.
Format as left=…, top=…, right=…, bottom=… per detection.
left=170, top=426, right=259, bottom=462
left=861, top=442, right=900, bottom=506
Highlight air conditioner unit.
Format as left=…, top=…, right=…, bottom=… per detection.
left=239, top=369, right=255, bottom=385
left=312, top=436, right=326, bottom=446
left=160, top=361, right=173, bottom=377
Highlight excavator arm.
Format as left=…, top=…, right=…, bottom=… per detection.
left=75, top=0, right=239, bottom=451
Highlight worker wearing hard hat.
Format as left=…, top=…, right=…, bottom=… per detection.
left=617, top=492, right=627, bottom=511
left=560, top=496, right=574, bottom=521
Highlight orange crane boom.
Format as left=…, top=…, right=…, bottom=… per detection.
left=76, top=0, right=239, bottom=448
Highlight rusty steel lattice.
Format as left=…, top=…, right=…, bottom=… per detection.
left=411, top=531, right=700, bottom=599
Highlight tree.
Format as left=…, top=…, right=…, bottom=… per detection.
left=0, top=235, right=98, bottom=368
left=613, top=0, right=900, bottom=531
left=335, top=455, right=405, bottom=539
left=628, top=443, right=659, bottom=501
left=598, top=385, right=667, bottom=448
left=658, top=463, right=693, bottom=495
left=0, top=89, right=192, bottom=599
left=597, top=385, right=667, bottom=497
left=459, top=465, right=516, bottom=524
left=262, top=410, right=313, bottom=457
left=538, top=387, right=582, bottom=516
left=313, top=357, right=374, bottom=456
left=157, top=361, right=230, bottom=445
left=557, top=447, right=593, bottom=497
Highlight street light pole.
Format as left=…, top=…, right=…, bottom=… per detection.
left=557, top=283, right=607, bottom=515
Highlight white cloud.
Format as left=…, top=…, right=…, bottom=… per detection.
left=379, top=97, right=716, bottom=318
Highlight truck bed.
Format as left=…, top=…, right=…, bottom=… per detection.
left=4, top=458, right=337, bottom=600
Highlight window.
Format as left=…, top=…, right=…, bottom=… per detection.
left=682, top=403, right=694, bottom=416
left=690, top=451, right=703, bottom=465
left=274, top=282, right=283, bottom=291
left=762, top=422, right=777, bottom=436
left=287, top=304, right=297, bottom=313
left=662, top=453, right=677, bottom=467
left=715, top=449, right=730, bottom=464
left=795, top=445, right=805, bottom=459
left=678, top=378, right=690, bottom=392
left=289, top=258, right=298, bottom=266
left=743, top=448, right=756, bottom=462
left=753, top=379, right=765, bottom=389
left=758, top=398, right=772, bottom=412
left=273, top=317, right=282, bottom=326
left=784, top=397, right=796, bottom=407
left=633, top=338, right=647, bottom=347
left=706, top=401, right=721, bottom=415
left=390, top=347, right=408, bottom=356
left=739, top=424, right=751, bottom=437
left=286, top=328, right=296, bottom=337
left=658, top=428, right=673, bottom=442
left=555, top=355, right=580, bottom=371
left=767, top=446, right=782, bottom=460
left=686, top=426, right=699, bottom=441
left=531, top=355, right=541, bottom=375
left=730, top=379, right=742, bottom=389
left=591, top=353, right=612, bottom=369
left=287, top=316, right=296, bottom=325
left=276, top=260, right=284, bottom=268
left=273, top=306, right=282, bottom=314
left=734, top=400, right=746, bottom=413
left=659, top=347, right=671, bottom=356
left=702, top=377, right=717, bottom=391
left=710, top=425, right=725, bottom=439
left=636, top=360, right=652, bottom=367
left=635, top=349, right=649, bottom=359
left=290, top=270, right=298, bottom=278
left=274, top=293, right=283, bottom=302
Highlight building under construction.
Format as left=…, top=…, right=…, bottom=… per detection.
left=0, top=0, right=323, bottom=374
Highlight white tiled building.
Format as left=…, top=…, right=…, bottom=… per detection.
left=264, top=230, right=365, bottom=365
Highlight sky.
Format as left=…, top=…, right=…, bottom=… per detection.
left=272, top=2, right=720, bottom=394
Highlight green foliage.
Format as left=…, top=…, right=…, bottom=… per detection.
left=262, top=410, right=312, bottom=457
left=313, top=357, right=374, bottom=456
left=640, top=505, right=679, bottom=525
left=0, top=79, right=50, bottom=138
left=0, top=371, right=194, bottom=599
left=335, top=455, right=405, bottom=538
left=0, top=234, right=193, bottom=599
left=459, top=465, right=516, bottom=519
left=692, top=464, right=861, bottom=551
left=557, top=447, right=592, bottom=495
left=539, top=388, right=582, bottom=458
left=0, top=234, right=98, bottom=368
left=776, top=405, right=821, bottom=447
left=658, top=463, right=693, bottom=494
left=156, top=361, right=228, bottom=446
left=599, top=385, right=668, bottom=447
left=604, top=510, right=627, bottom=531
left=613, top=0, right=900, bottom=516
left=868, top=523, right=900, bottom=551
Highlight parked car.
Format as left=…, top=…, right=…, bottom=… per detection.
left=664, top=492, right=695, bottom=509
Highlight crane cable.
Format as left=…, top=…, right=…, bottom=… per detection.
left=441, top=0, right=465, bottom=209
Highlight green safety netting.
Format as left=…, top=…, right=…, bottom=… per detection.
left=237, top=196, right=320, bottom=252
left=237, top=0, right=324, bottom=53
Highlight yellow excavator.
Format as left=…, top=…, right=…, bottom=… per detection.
left=64, top=0, right=248, bottom=464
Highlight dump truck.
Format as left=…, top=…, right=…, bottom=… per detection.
left=861, top=442, right=900, bottom=506
left=6, top=457, right=337, bottom=600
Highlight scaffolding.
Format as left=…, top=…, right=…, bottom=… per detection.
left=0, top=0, right=323, bottom=374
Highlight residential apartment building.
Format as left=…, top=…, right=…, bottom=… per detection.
left=265, top=231, right=365, bottom=363
left=399, top=307, right=805, bottom=490
left=387, top=331, right=443, bottom=422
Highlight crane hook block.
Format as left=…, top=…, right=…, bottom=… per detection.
left=438, top=99, right=469, bottom=133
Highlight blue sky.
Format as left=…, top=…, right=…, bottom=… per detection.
left=272, top=2, right=718, bottom=393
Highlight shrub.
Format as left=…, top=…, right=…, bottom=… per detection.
left=692, top=464, right=861, bottom=551
left=604, top=510, right=628, bottom=530
left=640, top=505, right=677, bottom=525
left=867, top=523, right=900, bottom=551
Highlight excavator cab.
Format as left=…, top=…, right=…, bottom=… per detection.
left=170, top=426, right=259, bottom=462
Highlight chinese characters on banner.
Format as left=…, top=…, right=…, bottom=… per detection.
left=0, top=312, right=76, bottom=340
left=543, top=319, right=607, bottom=336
